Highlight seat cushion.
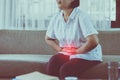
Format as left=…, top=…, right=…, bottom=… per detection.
left=0, top=54, right=52, bottom=62
left=0, top=54, right=52, bottom=78
left=0, top=54, right=120, bottom=79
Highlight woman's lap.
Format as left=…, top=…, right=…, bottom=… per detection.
left=46, top=53, right=101, bottom=79
left=60, top=58, right=101, bottom=79
left=46, top=53, right=69, bottom=77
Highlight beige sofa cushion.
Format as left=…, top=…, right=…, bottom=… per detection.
left=0, top=54, right=120, bottom=63
left=99, top=31, right=120, bottom=55
left=0, top=30, right=54, bottom=54
left=0, top=54, right=120, bottom=78
left=0, top=30, right=120, bottom=55
left=0, top=54, right=51, bottom=62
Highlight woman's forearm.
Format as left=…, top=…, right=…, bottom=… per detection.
left=76, top=41, right=98, bottom=54
left=45, top=36, right=62, bottom=52
left=76, top=35, right=99, bottom=54
left=47, top=40, right=61, bottom=51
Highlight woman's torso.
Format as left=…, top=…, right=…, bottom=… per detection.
left=48, top=8, right=102, bottom=61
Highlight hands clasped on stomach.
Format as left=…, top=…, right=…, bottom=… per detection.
left=61, top=47, right=78, bottom=55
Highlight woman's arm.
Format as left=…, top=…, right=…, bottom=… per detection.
left=76, top=34, right=99, bottom=54
left=45, top=35, right=62, bottom=52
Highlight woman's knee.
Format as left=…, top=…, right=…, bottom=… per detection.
left=59, top=59, right=101, bottom=79
left=60, top=62, right=77, bottom=79
left=60, top=63, right=69, bottom=79
left=46, top=53, right=69, bottom=76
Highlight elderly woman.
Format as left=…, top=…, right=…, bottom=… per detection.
left=45, top=0, right=102, bottom=79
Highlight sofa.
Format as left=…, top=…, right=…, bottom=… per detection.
left=0, top=30, right=120, bottom=79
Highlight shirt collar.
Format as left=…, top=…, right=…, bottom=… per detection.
left=60, top=7, right=79, bottom=20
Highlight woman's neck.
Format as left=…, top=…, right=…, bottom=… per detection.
left=63, top=8, right=73, bottom=22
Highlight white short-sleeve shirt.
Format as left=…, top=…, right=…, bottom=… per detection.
left=46, top=7, right=102, bottom=61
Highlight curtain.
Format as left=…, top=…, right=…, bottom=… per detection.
left=0, top=0, right=11, bottom=29
left=0, top=0, right=116, bottom=30
left=80, top=0, right=116, bottom=30
left=0, top=0, right=58, bottom=30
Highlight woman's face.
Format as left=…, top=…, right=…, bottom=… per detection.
left=56, top=0, right=74, bottom=9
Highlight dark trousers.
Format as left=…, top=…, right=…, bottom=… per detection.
left=46, top=53, right=101, bottom=79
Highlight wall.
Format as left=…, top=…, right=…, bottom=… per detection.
left=111, top=0, right=120, bottom=28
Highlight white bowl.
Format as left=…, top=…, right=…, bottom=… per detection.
left=65, top=76, right=78, bottom=80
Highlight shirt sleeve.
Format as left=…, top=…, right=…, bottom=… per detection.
left=79, top=13, right=98, bottom=38
left=46, top=16, right=56, bottom=39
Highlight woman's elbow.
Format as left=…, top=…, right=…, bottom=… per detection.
left=87, top=35, right=99, bottom=48
left=45, top=35, right=55, bottom=43
left=94, top=41, right=99, bottom=47
left=89, top=40, right=98, bottom=50
left=45, top=35, right=52, bottom=43
left=94, top=36, right=99, bottom=46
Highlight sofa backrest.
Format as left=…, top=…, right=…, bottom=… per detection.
left=0, top=30, right=54, bottom=54
left=98, top=30, right=120, bottom=55
left=0, top=30, right=119, bottom=55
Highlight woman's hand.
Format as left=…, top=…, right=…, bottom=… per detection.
left=62, top=47, right=77, bottom=55
left=56, top=47, right=63, bottom=52
left=76, top=48, right=81, bottom=54
left=45, top=35, right=62, bottom=52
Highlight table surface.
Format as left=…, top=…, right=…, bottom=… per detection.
left=0, top=78, right=107, bottom=80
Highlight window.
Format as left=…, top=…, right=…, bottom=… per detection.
left=80, top=0, right=116, bottom=30
left=0, top=0, right=116, bottom=30
left=0, top=0, right=58, bottom=30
